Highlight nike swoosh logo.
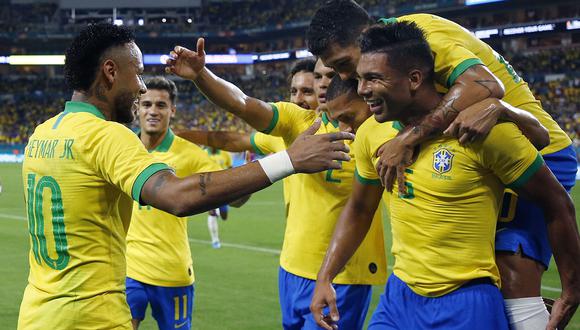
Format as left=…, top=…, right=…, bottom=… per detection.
left=174, top=321, right=188, bottom=328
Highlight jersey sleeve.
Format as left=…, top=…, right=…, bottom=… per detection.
left=223, top=152, right=232, bottom=168
left=476, top=123, right=544, bottom=189
left=261, top=102, right=316, bottom=143
left=250, top=132, right=286, bottom=155
left=406, top=15, right=484, bottom=88
left=88, top=122, right=171, bottom=203
left=187, top=143, right=223, bottom=174
left=353, top=121, right=381, bottom=186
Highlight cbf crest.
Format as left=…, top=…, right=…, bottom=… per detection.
left=433, top=148, right=454, bottom=174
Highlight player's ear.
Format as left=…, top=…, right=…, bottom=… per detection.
left=101, top=59, right=117, bottom=85
left=408, top=69, right=424, bottom=92
left=170, top=105, right=176, bottom=118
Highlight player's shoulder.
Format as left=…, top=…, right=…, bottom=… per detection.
left=482, top=122, right=523, bottom=144
left=356, top=117, right=398, bottom=144
left=271, top=101, right=316, bottom=120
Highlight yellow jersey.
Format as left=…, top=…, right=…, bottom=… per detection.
left=264, top=102, right=386, bottom=285
left=354, top=117, right=543, bottom=296
left=206, top=149, right=232, bottom=169
left=19, top=101, right=170, bottom=329
left=250, top=132, right=294, bottom=212
left=126, top=130, right=221, bottom=287
left=383, top=14, right=571, bottom=155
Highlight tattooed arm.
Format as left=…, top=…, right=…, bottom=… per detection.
left=376, top=64, right=506, bottom=191
left=141, top=164, right=270, bottom=217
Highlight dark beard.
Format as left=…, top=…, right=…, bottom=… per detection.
left=113, top=90, right=136, bottom=124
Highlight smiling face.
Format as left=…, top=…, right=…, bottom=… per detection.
left=138, top=89, right=175, bottom=135
left=110, top=42, right=147, bottom=124
left=326, top=93, right=371, bottom=133
left=313, top=58, right=336, bottom=111
left=290, top=71, right=317, bottom=110
left=320, top=42, right=361, bottom=81
left=356, top=52, right=414, bottom=123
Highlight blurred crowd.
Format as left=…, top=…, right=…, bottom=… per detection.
left=1, top=47, right=580, bottom=162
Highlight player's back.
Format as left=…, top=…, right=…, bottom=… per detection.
left=396, top=13, right=571, bottom=154
left=19, top=101, right=168, bottom=329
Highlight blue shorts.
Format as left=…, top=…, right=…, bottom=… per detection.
left=278, top=267, right=372, bottom=330
left=368, top=274, right=509, bottom=330
left=219, top=204, right=229, bottom=215
left=496, top=144, right=577, bottom=267
left=126, top=277, right=194, bottom=330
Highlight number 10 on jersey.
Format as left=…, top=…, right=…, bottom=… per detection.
left=26, top=173, right=70, bottom=270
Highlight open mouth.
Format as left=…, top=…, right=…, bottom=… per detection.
left=146, top=118, right=160, bottom=124
left=318, top=92, right=326, bottom=104
left=366, top=99, right=384, bottom=113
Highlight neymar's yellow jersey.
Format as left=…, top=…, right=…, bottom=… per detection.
left=207, top=149, right=232, bottom=169
left=19, top=101, right=170, bottom=329
left=354, top=117, right=543, bottom=296
left=383, top=14, right=571, bottom=155
left=250, top=132, right=294, bottom=212
left=264, top=102, right=386, bottom=285
left=126, top=130, right=221, bottom=287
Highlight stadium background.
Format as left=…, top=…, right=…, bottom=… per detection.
left=0, top=0, right=579, bottom=328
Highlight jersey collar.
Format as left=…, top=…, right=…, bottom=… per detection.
left=63, top=101, right=106, bottom=120
left=392, top=121, right=404, bottom=131
left=321, top=112, right=339, bottom=128
left=152, top=129, right=175, bottom=153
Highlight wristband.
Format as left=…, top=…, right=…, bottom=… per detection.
left=257, top=150, right=295, bottom=183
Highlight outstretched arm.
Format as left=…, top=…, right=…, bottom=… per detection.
left=165, top=38, right=273, bottom=131
left=141, top=120, right=353, bottom=216
left=176, top=130, right=253, bottom=152
left=310, top=180, right=384, bottom=330
left=515, top=165, right=580, bottom=330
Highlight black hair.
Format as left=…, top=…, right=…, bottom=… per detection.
left=64, top=23, right=135, bottom=91
left=359, top=22, right=434, bottom=80
left=290, top=58, right=316, bottom=77
left=326, top=76, right=358, bottom=102
left=307, top=0, right=371, bottom=56
left=145, top=76, right=178, bottom=105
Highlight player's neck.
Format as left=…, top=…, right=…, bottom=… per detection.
left=401, top=89, right=442, bottom=126
left=141, top=129, right=168, bottom=151
left=71, top=91, right=112, bottom=120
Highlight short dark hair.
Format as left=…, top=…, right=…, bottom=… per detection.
left=307, top=0, right=371, bottom=56
left=359, top=22, right=434, bottom=80
left=145, top=76, right=178, bottom=105
left=64, top=23, right=135, bottom=91
left=326, top=76, right=358, bottom=102
left=290, top=58, right=316, bottom=77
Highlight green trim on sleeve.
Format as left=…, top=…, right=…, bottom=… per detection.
left=131, top=163, right=172, bottom=203
left=378, top=17, right=398, bottom=25
left=506, top=153, right=544, bottom=189
left=446, top=58, right=484, bottom=88
left=250, top=133, right=266, bottom=156
left=355, top=168, right=381, bottom=186
left=261, top=103, right=280, bottom=134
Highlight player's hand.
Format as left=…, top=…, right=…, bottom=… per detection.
left=546, top=292, right=579, bottom=330
left=287, top=119, right=354, bottom=174
left=310, top=280, right=339, bottom=330
left=443, top=98, right=503, bottom=145
left=165, top=38, right=206, bottom=81
left=376, top=135, right=415, bottom=194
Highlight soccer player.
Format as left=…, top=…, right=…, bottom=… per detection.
left=18, top=24, right=354, bottom=329
left=310, top=22, right=580, bottom=330
left=289, top=58, right=318, bottom=111
left=126, top=76, right=227, bottom=329
left=307, top=2, right=576, bottom=328
left=177, top=58, right=331, bottom=218
left=166, top=39, right=387, bottom=330
left=206, top=147, right=233, bottom=248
